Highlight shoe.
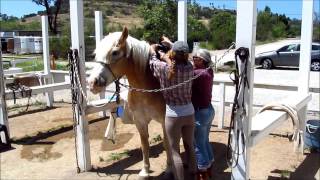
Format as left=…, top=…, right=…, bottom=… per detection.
left=207, top=165, right=213, bottom=178
left=196, top=171, right=209, bottom=180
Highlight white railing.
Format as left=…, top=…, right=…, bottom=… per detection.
left=213, top=79, right=319, bottom=129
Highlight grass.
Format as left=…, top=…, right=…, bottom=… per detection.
left=6, top=57, right=69, bottom=72
left=150, top=134, right=162, bottom=144
left=107, top=150, right=130, bottom=162
left=280, top=170, right=291, bottom=178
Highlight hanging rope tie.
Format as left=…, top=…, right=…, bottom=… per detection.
left=68, top=49, right=81, bottom=173
left=226, top=47, right=250, bottom=168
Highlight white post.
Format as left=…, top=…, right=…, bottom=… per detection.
left=0, top=49, right=10, bottom=141
left=298, top=0, right=314, bottom=151
left=178, top=0, right=187, bottom=42
left=218, top=82, right=225, bottom=129
left=94, top=11, right=107, bottom=117
left=232, top=1, right=257, bottom=179
left=41, top=16, right=54, bottom=107
left=95, top=11, right=103, bottom=47
left=70, top=0, right=91, bottom=172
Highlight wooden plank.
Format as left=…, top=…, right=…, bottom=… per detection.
left=85, top=99, right=123, bottom=115
left=250, top=110, right=288, bottom=146
left=5, top=82, right=70, bottom=100
left=250, top=94, right=311, bottom=147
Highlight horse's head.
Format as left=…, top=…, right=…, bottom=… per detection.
left=88, top=27, right=131, bottom=94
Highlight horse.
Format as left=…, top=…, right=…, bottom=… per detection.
left=87, top=27, right=170, bottom=177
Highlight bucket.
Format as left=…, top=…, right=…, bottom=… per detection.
left=304, top=119, right=320, bottom=150
left=116, top=106, right=124, bottom=117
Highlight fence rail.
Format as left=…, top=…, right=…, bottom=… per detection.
left=212, top=79, right=319, bottom=129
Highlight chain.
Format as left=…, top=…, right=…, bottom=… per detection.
left=69, top=50, right=117, bottom=107
left=119, top=42, right=236, bottom=93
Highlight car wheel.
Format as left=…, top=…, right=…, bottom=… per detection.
left=311, top=61, right=320, bottom=71
left=261, top=59, right=273, bottom=69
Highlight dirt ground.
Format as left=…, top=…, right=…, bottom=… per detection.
left=1, top=102, right=319, bottom=180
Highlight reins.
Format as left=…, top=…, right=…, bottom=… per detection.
left=226, top=47, right=250, bottom=168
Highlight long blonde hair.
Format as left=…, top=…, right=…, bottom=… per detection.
left=167, top=50, right=189, bottom=80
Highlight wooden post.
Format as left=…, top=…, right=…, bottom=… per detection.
left=178, top=0, right=187, bottom=42
left=70, top=0, right=91, bottom=172
left=218, top=82, right=225, bottom=129
left=231, top=1, right=257, bottom=179
left=298, top=0, right=314, bottom=152
left=41, top=16, right=54, bottom=107
left=94, top=11, right=107, bottom=117
left=0, top=48, right=10, bottom=142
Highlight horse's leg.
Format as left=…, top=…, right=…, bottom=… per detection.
left=162, top=122, right=173, bottom=174
left=134, top=120, right=151, bottom=177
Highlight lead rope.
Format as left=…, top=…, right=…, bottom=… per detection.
left=68, top=49, right=81, bottom=173
left=226, top=47, right=250, bottom=168
left=118, top=42, right=236, bottom=92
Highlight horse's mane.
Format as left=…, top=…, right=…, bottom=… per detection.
left=94, top=32, right=151, bottom=73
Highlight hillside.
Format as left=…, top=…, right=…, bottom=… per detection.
left=1, top=0, right=143, bottom=35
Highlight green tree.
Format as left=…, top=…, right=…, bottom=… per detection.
left=187, top=16, right=210, bottom=49
left=137, top=0, right=178, bottom=43
left=208, top=11, right=236, bottom=49
left=32, top=0, right=62, bottom=34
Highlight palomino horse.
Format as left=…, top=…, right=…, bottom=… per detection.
left=88, top=27, right=170, bottom=177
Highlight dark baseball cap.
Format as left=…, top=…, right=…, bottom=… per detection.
left=172, top=41, right=189, bottom=53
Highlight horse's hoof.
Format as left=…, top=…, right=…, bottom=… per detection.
left=138, top=168, right=150, bottom=177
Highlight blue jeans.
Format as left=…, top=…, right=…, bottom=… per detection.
left=194, top=104, right=215, bottom=170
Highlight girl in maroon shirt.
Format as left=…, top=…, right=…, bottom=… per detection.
left=192, top=48, right=215, bottom=180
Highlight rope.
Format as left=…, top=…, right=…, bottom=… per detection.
left=226, top=47, right=250, bottom=168
left=68, top=50, right=121, bottom=108
left=118, top=42, right=236, bottom=93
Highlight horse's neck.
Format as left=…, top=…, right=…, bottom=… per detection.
left=125, top=38, right=159, bottom=89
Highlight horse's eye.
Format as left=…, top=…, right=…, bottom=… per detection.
left=112, top=51, right=119, bottom=56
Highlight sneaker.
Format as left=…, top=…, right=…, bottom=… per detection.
left=196, top=171, right=209, bottom=180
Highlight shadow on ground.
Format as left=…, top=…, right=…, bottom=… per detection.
left=91, top=142, right=165, bottom=180
left=267, top=151, right=320, bottom=180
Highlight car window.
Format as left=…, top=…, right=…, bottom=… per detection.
left=278, top=44, right=298, bottom=52
left=312, top=45, right=320, bottom=51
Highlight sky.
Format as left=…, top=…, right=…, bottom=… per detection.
left=0, top=0, right=319, bottom=19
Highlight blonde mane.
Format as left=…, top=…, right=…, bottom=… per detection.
left=94, top=32, right=151, bottom=73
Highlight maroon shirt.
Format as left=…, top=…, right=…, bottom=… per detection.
left=192, top=68, right=213, bottom=109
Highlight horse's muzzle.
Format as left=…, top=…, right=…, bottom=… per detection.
left=88, top=76, right=107, bottom=94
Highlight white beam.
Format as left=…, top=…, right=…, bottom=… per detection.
left=41, top=16, right=54, bottom=107
left=5, top=82, right=70, bottom=100
left=42, top=16, right=50, bottom=75
left=94, top=11, right=103, bottom=47
left=94, top=11, right=107, bottom=117
left=70, top=0, right=91, bottom=172
left=232, top=1, right=257, bottom=179
left=299, top=0, right=313, bottom=95
left=178, top=0, right=187, bottom=42
left=218, top=82, right=225, bottom=129
left=0, top=49, right=10, bottom=140
left=298, top=0, right=314, bottom=152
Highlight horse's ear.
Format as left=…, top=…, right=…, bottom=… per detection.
left=117, top=27, right=128, bottom=47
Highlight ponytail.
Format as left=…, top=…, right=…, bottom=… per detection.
left=167, top=50, right=189, bottom=80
